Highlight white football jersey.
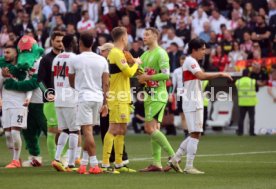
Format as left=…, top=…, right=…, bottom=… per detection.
left=69, top=52, right=109, bottom=103
left=182, top=56, right=203, bottom=112
left=1, top=70, right=30, bottom=110
left=52, top=52, right=78, bottom=107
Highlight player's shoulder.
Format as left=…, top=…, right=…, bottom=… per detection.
left=184, top=56, right=198, bottom=65
left=110, top=47, right=123, bottom=56
left=156, top=46, right=167, bottom=54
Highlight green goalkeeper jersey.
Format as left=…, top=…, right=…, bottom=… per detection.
left=140, top=46, right=170, bottom=103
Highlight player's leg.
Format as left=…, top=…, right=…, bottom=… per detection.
left=74, top=133, right=82, bottom=165
left=4, top=128, right=13, bottom=156
left=184, top=109, right=204, bottom=174
left=146, top=103, right=175, bottom=157
left=3, top=109, right=13, bottom=157
left=114, top=123, right=127, bottom=168
left=22, top=103, right=42, bottom=167
left=100, top=114, right=115, bottom=163
left=181, top=112, right=189, bottom=138
left=6, top=108, right=27, bottom=168
left=112, top=104, right=135, bottom=173
left=44, top=102, right=59, bottom=160
left=102, top=103, right=117, bottom=168
left=67, top=107, right=80, bottom=171
left=52, top=107, right=69, bottom=171
left=141, top=102, right=175, bottom=172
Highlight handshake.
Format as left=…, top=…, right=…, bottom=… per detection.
left=123, top=51, right=144, bottom=75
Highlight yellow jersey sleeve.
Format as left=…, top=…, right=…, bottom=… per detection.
left=110, top=48, right=138, bottom=78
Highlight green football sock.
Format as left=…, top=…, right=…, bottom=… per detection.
left=151, top=130, right=175, bottom=157
left=47, top=132, right=56, bottom=160
left=151, top=138, right=162, bottom=167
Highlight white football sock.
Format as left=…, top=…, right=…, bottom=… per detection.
left=75, top=146, right=82, bottom=160
left=11, top=130, right=22, bottom=161
left=174, top=136, right=190, bottom=162
left=5, top=131, right=13, bottom=156
left=81, top=151, right=89, bottom=166
left=186, top=137, right=199, bottom=169
left=89, top=156, right=98, bottom=168
left=68, top=133, right=78, bottom=166
left=55, top=132, right=69, bottom=161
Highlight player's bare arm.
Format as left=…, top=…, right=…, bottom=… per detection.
left=194, top=71, right=233, bottom=81
left=69, top=73, right=75, bottom=89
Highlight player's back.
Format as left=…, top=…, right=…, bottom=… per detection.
left=72, top=51, right=108, bottom=103
left=108, top=47, right=132, bottom=103
left=52, top=52, right=77, bottom=107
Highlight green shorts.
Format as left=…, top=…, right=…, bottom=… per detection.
left=43, top=102, right=58, bottom=127
left=144, top=101, right=166, bottom=123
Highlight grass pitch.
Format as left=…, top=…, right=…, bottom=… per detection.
left=0, top=134, right=276, bottom=189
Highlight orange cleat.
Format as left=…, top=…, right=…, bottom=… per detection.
left=78, top=165, right=87, bottom=174
left=89, top=165, right=103, bottom=174
left=5, top=160, right=21, bottom=168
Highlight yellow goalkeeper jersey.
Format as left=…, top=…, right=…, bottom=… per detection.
left=107, top=47, right=138, bottom=104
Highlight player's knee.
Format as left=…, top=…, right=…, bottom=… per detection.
left=190, top=132, right=201, bottom=139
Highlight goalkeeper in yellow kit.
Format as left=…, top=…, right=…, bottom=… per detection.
left=101, top=27, right=141, bottom=173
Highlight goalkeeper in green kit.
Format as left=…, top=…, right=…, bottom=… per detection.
left=137, top=27, right=181, bottom=172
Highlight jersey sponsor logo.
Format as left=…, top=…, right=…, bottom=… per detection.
left=183, top=70, right=197, bottom=82
left=120, top=113, right=126, bottom=119
left=145, top=68, right=159, bottom=87
left=54, top=61, right=69, bottom=79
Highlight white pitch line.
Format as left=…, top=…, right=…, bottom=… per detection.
left=128, top=151, right=276, bottom=162
left=198, top=160, right=276, bottom=164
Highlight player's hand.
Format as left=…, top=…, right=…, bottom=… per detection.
left=273, top=98, right=276, bottom=103
left=168, top=94, right=174, bottom=103
left=124, top=51, right=135, bottom=65
left=100, top=104, right=108, bottom=117
left=221, top=72, right=233, bottom=81
left=137, top=73, right=150, bottom=84
left=2, top=67, right=12, bottom=78
left=23, top=99, right=30, bottom=107
left=134, top=57, right=143, bottom=65
left=47, top=94, right=55, bottom=101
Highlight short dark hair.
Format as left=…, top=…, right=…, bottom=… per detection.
left=188, top=38, right=206, bottom=54
left=111, top=27, right=127, bottom=42
left=145, top=27, right=160, bottom=37
left=170, top=42, right=179, bottom=48
left=242, top=68, right=250, bottom=77
left=80, top=31, right=93, bottom=48
left=62, top=34, right=74, bottom=49
left=51, top=31, right=64, bottom=41
left=82, top=10, right=88, bottom=16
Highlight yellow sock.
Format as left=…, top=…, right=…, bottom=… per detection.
left=114, top=135, right=125, bottom=166
left=102, top=132, right=115, bottom=166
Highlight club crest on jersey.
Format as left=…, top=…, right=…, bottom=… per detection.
left=191, top=64, right=197, bottom=69
left=120, top=113, right=126, bottom=119
left=121, top=59, right=127, bottom=64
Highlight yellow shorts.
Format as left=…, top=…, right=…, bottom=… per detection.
left=109, top=103, right=130, bottom=123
